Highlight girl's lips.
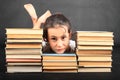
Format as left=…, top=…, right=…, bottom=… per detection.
left=57, top=48, right=64, bottom=51
left=55, top=48, right=65, bottom=54
left=57, top=49, right=63, bottom=51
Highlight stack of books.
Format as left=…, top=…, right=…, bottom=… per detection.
left=76, top=31, right=114, bottom=72
left=42, top=53, right=78, bottom=73
left=6, top=28, right=43, bottom=73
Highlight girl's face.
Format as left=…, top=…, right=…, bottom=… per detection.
left=48, top=25, right=71, bottom=54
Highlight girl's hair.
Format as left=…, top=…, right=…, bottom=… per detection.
left=43, top=13, right=72, bottom=42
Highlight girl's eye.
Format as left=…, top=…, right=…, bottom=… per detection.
left=62, top=36, right=66, bottom=40
left=51, top=37, right=57, bottom=41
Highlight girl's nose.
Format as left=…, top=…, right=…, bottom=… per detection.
left=56, top=40, right=63, bottom=47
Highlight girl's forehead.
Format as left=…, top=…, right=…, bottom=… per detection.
left=48, top=26, right=69, bottom=36
left=49, top=25, right=68, bottom=31
left=50, top=25, right=68, bottom=31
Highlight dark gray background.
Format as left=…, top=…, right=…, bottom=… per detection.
left=0, top=0, right=120, bottom=45
left=0, top=0, right=120, bottom=79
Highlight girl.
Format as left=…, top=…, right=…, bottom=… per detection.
left=42, top=13, right=76, bottom=54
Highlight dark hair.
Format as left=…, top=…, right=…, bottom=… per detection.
left=43, top=13, right=72, bottom=42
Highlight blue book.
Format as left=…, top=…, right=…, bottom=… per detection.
left=42, top=53, right=76, bottom=56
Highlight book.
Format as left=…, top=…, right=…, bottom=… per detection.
left=42, top=61, right=77, bottom=67
left=42, top=53, right=77, bottom=61
left=6, top=28, right=43, bottom=39
left=7, top=34, right=42, bottom=39
left=6, top=54, right=41, bottom=59
left=7, top=62, right=41, bottom=66
left=42, top=53, right=78, bottom=73
left=78, top=56, right=112, bottom=61
left=43, top=66, right=77, bottom=69
left=6, top=28, right=43, bottom=73
left=7, top=65, right=42, bottom=73
left=7, top=39, right=42, bottom=44
left=7, top=58, right=41, bottom=63
left=6, top=48, right=42, bottom=55
left=76, top=31, right=113, bottom=37
left=6, top=43, right=42, bottom=48
left=78, top=61, right=112, bottom=67
left=77, top=45, right=113, bottom=50
left=78, top=67, right=111, bottom=72
left=76, top=36, right=113, bottom=41
left=6, top=28, right=43, bottom=34
left=76, top=31, right=113, bottom=73
left=77, top=40, right=114, bottom=46
left=76, top=49, right=112, bottom=55
left=43, top=69, right=77, bottom=73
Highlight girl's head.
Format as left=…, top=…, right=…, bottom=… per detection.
left=43, top=13, right=72, bottom=54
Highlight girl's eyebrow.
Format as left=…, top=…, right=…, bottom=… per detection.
left=62, top=34, right=67, bottom=36
left=50, top=35, right=56, bottom=37
left=50, top=33, right=66, bottom=38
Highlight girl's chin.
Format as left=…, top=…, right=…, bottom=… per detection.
left=56, top=52, right=64, bottom=54
left=55, top=50, right=65, bottom=54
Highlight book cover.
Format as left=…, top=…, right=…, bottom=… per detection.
left=77, top=40, right=114, bottom=46
left=76, top=49, right=112, bottom=55
left=78, top=67, right=111, bottom=72
left=7, top=62, right=41, bottom=66
left=6, top=48, right=42, bottom=55
left=7, top=65, right=42, bottom=73
left=7, top=34, right=42, bottom=39
left=42, top=53, right=77, bottom=61
left=77, top=45, right=113, bottom=50
left=42, top=61, right=77, bottom=67
left=76, top=36, right=113, bottom=41
left=7, top=39, right=42, bottom=44
left=6, top=54, right=41, bottom=59
left=78, top=56, right=112, bottom=61
left=6, top=43, right=42, bottom=49
left=6, top=28, right=43, bottom=34
left=78, top=61, right=112, bottom=67
left=7, top=58, right=41, bottom=63
left=43, top=69, right=78, bottom=73
left=76, top=31, right=113, bottom=37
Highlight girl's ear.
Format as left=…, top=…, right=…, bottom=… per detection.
left=43, top=38, right=47, bottom=42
